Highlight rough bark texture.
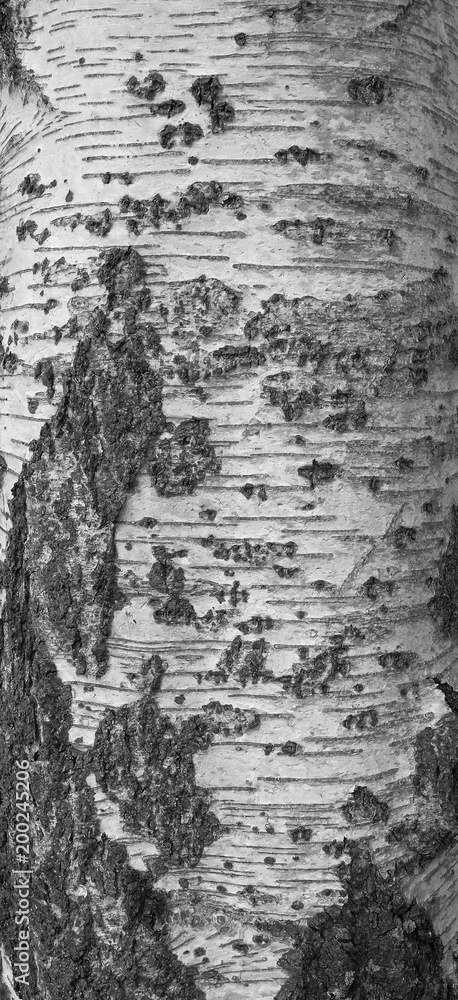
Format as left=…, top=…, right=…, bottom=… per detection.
left=1, top=1, right=458, bottom=999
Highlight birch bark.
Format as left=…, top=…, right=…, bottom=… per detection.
left=1, top=1, right=458, bottom=999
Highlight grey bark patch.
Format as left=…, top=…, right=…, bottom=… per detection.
left=342, top=785, right=390, bottom=823
left=429, top=505, right=458, bottom=637
left=274, top=844, right=454, bottom=1000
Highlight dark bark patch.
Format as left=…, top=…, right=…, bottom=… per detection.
left=150, top=417, right=221, bottom=496
left=297, top=460, right=339, bottom=489
left=274, top=844, right=452, bottom=1000
left=160, top=121, right=204, bottom=149
left=343, top=708, right=378, bottom=730
left=342, top=785, right=390, bottom=824
left=392, top=525, right=417, bottom=550
left=0, top=470, right=204, bottom=1000
left=84, top=207, right=113, bottom=237
left=126, top=70, right=166, bottom=101
left=363, top=576, right=395, bottom=600
left=291, top=0, right=325, bottom=20
left=97, top=245, right=146, bottom=306
left=201, top=700, right=260, bottom=735
left=429, top=505, right=458, bottom=637
left=379, top=650, right=417, bottom=671
left=199, top=508, right=217, bottom=522
left=18, top=173, right=49, bottom=197
left=263, top=373, right=319, bottom=421
left=288, top=826, right=312, bottom=843
left=368, top=475, right=381, bottom=492
left=178, top=180, right=222, bottom=217
left=282, top=634, right=350, bottom=698
left=90, top=686, right=220, bottom=868
left=280, top=740, right=298, bottom=756
left=433, top=677, right=458, bottom=715
left=150, top=98, right=187, bottom=118
left=387, top=816, right=455, bottom=868
left=210, top=100, right=235, bottom=133
left=34, top=358, right=55, bottom=399
left=395, top=455, right=414, bottom=471
left=191, top=75, right=222, bottom=107
left=0, top=340, right=18, bottom=373
left=16, top=218, right=50, bottom=243
left=206, top=636, right=274, bottom=687
left=206, top=536, right=296, bottom=565
left=323, top=400, right=367, bottom=432
left=414, top=716, right=458, bottom=825
left=147, top=547, right=197, bottom=627
left=0, top=1, right=27, bottom=86
left=348, top=75, right=390, bottom=105
left=71, top=267, right=90, bottom=292
left=154, top=594, right=197, bottom=627
left=11, top=246, right=165, bottom=676
left=190, top=75, right=235, bottom=133
left=274, top=146, right=321, bottom=167
left=119, top=181, right=232, bottom=232
left=211, top=343, right=264, bottom=378
left=380, top=0, right=419, bottom=32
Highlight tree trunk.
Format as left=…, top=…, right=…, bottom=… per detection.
left=1, top=1, right=458, bottom=998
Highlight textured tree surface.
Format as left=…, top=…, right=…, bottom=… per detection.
left=1, top=1, right=458, bottom=999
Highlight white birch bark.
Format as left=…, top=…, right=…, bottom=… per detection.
left=1, top=1, right=458, bottom=999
